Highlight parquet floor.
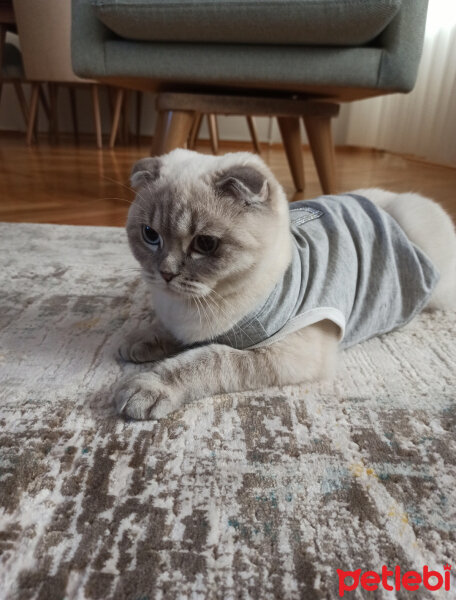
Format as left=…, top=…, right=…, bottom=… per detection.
left=0, top=134, right=455, bottom=225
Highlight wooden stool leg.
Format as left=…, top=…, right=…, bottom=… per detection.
left=303, top=115, right=337, bottom=195
left=92, top=84, right=102, bottom=149
left=26, top=83, right=39, bottom=146
left=207, top=114, right=219, bottom=155
left=109, top=88, right=124, bottom=149
left=277, top=116, right=305, bottom=192
left=246, top=116, right=261, bottom=154
left=151, top=109, right=195, bottom=156
left=68, top=86, right=79, bottom=144
left=13, top=81, right=29, bottom=127
left=188, top=112, right=203, bottom=149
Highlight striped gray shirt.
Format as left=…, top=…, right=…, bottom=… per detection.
left=215, top=193, right=439, bottom=350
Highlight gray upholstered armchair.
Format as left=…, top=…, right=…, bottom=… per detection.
left=71, top=0, right=428, bottom=193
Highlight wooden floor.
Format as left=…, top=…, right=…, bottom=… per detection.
left=1, top=134, right=455, bottom=225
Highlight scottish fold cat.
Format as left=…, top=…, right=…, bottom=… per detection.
left=114, top=149, right=456, bottom=420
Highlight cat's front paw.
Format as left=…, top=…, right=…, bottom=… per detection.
left=118, top=339, right=167, bottom=364
left=113, top=373, right=181, bottom=420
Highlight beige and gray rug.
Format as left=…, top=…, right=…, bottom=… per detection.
left=0, top=222, right=455, bottom=600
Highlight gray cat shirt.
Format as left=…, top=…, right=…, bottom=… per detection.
left=215, top=193, right=439, bottom=350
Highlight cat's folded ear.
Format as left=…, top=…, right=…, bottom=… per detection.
left=215, top=165, right=269, bottom=206
left=130, top=157, right=161, bottom=189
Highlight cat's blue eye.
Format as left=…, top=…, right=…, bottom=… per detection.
left=142, top=225, right=162, bottom=249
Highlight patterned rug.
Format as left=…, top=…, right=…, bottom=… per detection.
left=0, top=222, right=455, bottom=600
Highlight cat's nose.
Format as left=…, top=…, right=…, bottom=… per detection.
left=159, top=270, right=176, bottom=282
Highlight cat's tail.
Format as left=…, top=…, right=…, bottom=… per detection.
left=354, top=188, right=456, bottom=310
left=350, top=187, right=398, bottom=210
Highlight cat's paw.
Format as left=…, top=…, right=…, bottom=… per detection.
left=113, top=373, right=181, bottom=420
left=118, top=339, right=167, bottom=364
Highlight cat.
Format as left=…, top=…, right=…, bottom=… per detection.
left=113, top=149, right=456, bottom=420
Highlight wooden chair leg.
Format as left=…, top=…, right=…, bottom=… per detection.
left=68, top=86, right=79, bottom=144
left=13, top=81, right=29, bottom=127
left=207, top=114, right=219, bottom=155
left=188, top=112, right=203, bottom=149
left=38, top=85, right=50, bottom=122
left=107, top=86, right=114, bottom=117
left=122, top=90, right=130, bottom=145
left=246, top=116, right=261, bottom=154
left=109, top=88, right=124, bottom=149
left=136, top=91, right=142, bottom=145
left=26, top=83, right=40, bottom=145
left=151, top=109, right=195, bottom=156
left=48, top=82, right=59, bottom=143
left=277, top=116, right=305, bottom=192
left=91, top=84, right=102, bottom=149
left=303, top=115, right=337, bottom=194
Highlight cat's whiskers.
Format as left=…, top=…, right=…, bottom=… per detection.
left=100, top=196, right=135, bottom=206
left=170, top=277, right=212, bottom=297
left=191, top=295, right=212, bottom=342
left=197, top=296, right=213, bottom=340
left=206, top=291, right=257, bottom=346
left=191, top=295, right=203, bottom=333
left=101, top=174, right=148, bottom=205
left=101, top=174, right=154, bottom=223
left=199, top=295, right=220, bottom=343
left=206, top=294, right=240, bottom=347
left=210, top=288, right=268, bottom=340
left=203, top=293, right=242, bottom=348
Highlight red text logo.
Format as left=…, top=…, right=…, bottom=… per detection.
left=337, top=565, right=451, bottom=597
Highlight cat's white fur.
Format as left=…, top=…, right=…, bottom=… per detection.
left=113, top=150, right=456, bottom=420
left=131, top=150, right=293, bottom=346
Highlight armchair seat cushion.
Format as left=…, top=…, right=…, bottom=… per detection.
left=91, top=0, right=402, bottom=46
